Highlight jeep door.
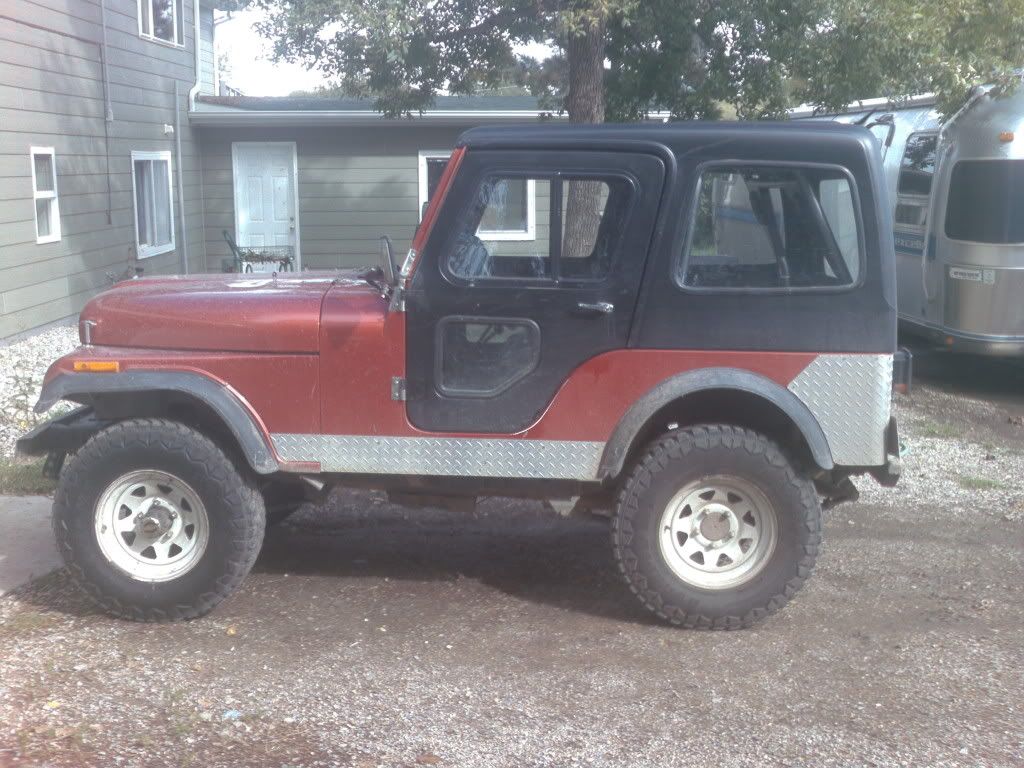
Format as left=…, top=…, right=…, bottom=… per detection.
left=405, top=149, right=665, bottom=434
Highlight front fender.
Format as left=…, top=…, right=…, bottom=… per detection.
left=34, top=370, right=280, bottom=475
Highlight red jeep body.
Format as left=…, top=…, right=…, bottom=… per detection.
left=20, top=123, right=908, bottom=628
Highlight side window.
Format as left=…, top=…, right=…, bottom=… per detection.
left=437, top=318, right=540, bottom=397
left=447, top=174, right=632, bottom=281
left=450, top=176, right=552, bottom=279
left=680, top=164, right=861, bottom=290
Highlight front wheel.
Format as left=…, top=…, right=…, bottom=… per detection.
left=612, top=425, right=821, bottom=629
left=53, top=419, right=265, bottom=621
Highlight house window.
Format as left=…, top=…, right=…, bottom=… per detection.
left=131, top=151, right=175, bottom=258
left=418, top=150, right=535, bottom=240
left=30, top=147, right=61, bottom=244
left=139, top=0, right=184, bottom=45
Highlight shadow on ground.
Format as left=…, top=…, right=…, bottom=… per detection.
left=13, top=489, right=655, bottom=626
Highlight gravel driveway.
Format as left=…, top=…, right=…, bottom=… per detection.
left=1, top=337, right=1022, bottom=767
left=0, top=325, right=79, bottom=459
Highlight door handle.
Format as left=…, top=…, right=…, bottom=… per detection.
left=575, top=301, right=614, bottom=315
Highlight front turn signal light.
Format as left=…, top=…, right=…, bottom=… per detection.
left=73, top=360, right=120, bottom=373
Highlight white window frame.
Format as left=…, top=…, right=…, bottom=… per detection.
left=137, top=0, right=184, bottom=47
left=30, top=146, right=61, bottom=244
left=131, top=150, right=175, bottom=259
left=418, top=150, right=536, bottom=241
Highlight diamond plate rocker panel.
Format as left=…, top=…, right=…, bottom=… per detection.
left=787, top=354, right=893, bottom=466
left=271, top=434, right=607, bottom=480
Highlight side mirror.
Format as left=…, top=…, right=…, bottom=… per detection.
left=379, top=235, right=397, bottom=286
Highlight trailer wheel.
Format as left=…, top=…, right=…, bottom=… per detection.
left=612, top=425, right=821, bottom=629
left=53, top=419, right=265, bottom=621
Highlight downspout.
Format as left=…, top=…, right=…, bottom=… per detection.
left=187, top=0, right=205, bottom=272
left=189, top=0, right=202, bottom=110
left=174, top=79, right=189, bottom=274
left=99, top=0, right=114, bottom=226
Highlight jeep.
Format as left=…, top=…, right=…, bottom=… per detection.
left=18, top=123, right=909, bottom=628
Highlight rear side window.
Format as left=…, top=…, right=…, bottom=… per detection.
left=945, top=159, right=1024, bottom=244
left=446, top=174, right=633, bottom=282
left=679, top=164, right=862, bottom=290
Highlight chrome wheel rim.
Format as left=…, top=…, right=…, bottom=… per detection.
left=94, top=470, right=209, bottom=583
left=658, top=475, right=778, bottom=590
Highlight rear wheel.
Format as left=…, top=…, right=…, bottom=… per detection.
left=612, top=425, right=821, bottom=629
left=53, top=419, right=265, bottom=621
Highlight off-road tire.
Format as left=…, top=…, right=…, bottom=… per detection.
left=612, top=425, right=821, bottom=629
left=52, top=419, right=265, bottom=621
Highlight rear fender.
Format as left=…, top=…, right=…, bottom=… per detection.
left=598, top=367, right=834, bottom=479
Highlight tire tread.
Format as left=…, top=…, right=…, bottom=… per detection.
left=52, top=418, right=265, bottom=622
left=611, top=424, right=822, bottom=630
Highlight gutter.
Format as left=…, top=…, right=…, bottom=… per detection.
left=188, top=109, right=675, bottom=127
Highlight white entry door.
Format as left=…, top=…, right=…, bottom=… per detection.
left=232, top=142, right=300, bottom=270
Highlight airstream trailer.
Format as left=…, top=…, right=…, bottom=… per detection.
left=792, top=88, right=1024, bottom=355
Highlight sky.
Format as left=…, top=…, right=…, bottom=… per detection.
left=216, top=9, right=326, bottom=96
left=215, top=9, right=554, bottom=97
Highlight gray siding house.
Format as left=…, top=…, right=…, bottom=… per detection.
left=0, top=0, right=549, bottom=339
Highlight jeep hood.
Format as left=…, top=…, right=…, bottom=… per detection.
left=79, top=272, right=380, bottom=353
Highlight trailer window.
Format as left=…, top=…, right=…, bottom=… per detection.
left=680, top=164, right=861, bottom=290
left=945, top=160, right=1024, bottom=244
left=897, top=134, right=937, bottom=197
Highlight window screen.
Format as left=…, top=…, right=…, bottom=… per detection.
left=447, top=175, right=631, bottom=281
left=945, top=160, right=1024, bottom=244
left=898, top=134, right=937, bottom=197
left=680, top=164, right=861, bottom=289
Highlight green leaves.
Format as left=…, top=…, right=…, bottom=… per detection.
left=792, top=0, right=1024, bottom=116
left=247, top=0, right=1023, bottom=120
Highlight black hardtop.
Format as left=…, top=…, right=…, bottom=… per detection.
left=457, top=120, right=877, bottom=156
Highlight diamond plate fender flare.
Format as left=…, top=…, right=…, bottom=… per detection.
left=34, top=371, right=279, bottom=475
left=597, top=367, right=834, bottom=480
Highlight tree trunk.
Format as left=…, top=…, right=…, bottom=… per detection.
left=565, top=15, right=606, bottom=124
left=563, top=16, right=606, bottom=260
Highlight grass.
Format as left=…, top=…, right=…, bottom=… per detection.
left=958, top=474, right=1006, bottom=492
left=0, top=457, right=57, bottom=496
left=918, top=420, right=961, bottom=439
